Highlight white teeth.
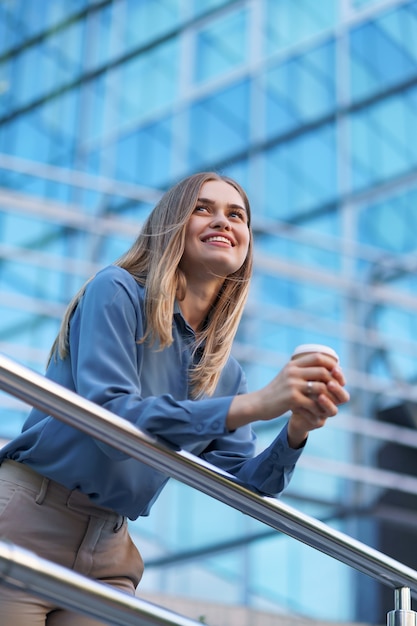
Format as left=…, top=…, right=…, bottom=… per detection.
left=204, top=236, right=232, bottom=245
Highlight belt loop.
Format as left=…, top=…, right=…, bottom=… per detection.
left=35, top=477, right=50, bottom=505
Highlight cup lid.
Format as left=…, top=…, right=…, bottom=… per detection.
left=292, top=344, right=339, bottom=362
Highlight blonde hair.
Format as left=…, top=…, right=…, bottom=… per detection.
left=50, top=172, right=253, bottom=398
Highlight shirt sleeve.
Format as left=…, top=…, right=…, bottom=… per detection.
left=200, top=421, right=305, bottom=496
left=69, top=267, right=232, bottom=458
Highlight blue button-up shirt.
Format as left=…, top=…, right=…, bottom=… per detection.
left=0, top=266, right=304, bottom=519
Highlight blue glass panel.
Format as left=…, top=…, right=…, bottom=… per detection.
left=264, top=39, right=336, bottom=138
left=0, top=5, right=17, bottom=54
left=3, top=1, right=45, bottom=42
left=357, top=186, right=417, bottom=384
left=12, top=110, right=51, bottom=161
left=98, top=234, right=135, bottom=266
left=0, top=0, right=86, bottom=55
left=370, top=303, right=417, bottom=382
left=2, top=258, right=61, bottom=305
left=263, top=123, right=337, bottom=219
left=48, top=19, right=85, bottom=78
left=194, top=7, right=248, bottom=83
left=248, top=531, right=351, bottom=618
left=350, top=87, right=417, bottom=191
left=254, top=276, right=341, bottom=329
left=14, top=46, right=45, bottom=108
left=116, top=116, right=173, bottom=188
left=81, top=148, right=102, bottom=182
left=150, top=558, right=242, bottom=605
left=13, top=22, right=84, bottom=111
left=386, top=352, right=417, bottom=382
left=0, top=164, right=47, bottom=197
left=119, top=38, right=179, bottom=126
left=124, top=0, right=182, bottom=52
left=115, top=133, right=140, bottom=184
left=120, top=200, right=155, bottom=224
left=352, top=0, right=394, bottom=9
left=189, top=80, right=250, bottom=168
left=4, top=90, right=78, bottom=167
left=190, top=0, right=230, bottom=17
left=265, top=0, right=338, bottom=54
left=13, top=0, right=86, bottom=39
left=221, top=159, right=250, bottom=196
left=0, top=405, right=28, bottom=439
left=40, top=90, right=79, bottom=164
left=84, top=2, right=120, bottom=71
left=136, top=118, right=174, bottom=188
left=258, top=230, right=342, bottom=274
left=358, top=186, right=417, bottom=254
left=375, top=307, right=417, bottom=343
left=83, top=73, right=106, bottom=144
left=0, top=60, right=12, bottom=117
left=350, top=4, right=417, bottom=101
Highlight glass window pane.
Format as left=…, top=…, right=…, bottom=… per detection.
left=262, top=123, right=337, bottom=219
left=190, top=0, right=230, bottom=18
left=350, top=87, right=417, bottom=191
left=358, top=187, right=417, bottom=254
left=194, top=8, right=249, bottom=84
left=265, top=0, right=338, bottom=54
left=350, top=4, right=417, bottom=101
left=189, top=80, right=250, bottom=168
left=115, top=116, right=174, bottom=188
left=263, top=39, right=336, bottom=138
left=124, top=0, right=182, bottom=51
left=119, top=37, right=180, bottom=126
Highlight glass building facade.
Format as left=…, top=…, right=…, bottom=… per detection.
left=1, top=0, right=417, bottom=622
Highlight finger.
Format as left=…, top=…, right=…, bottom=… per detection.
left=303, top=380, right=335, bottom=400
left=305, top=380, right=314, bottom=397
left=294, top=365, right=333, bottom=385
left=292, top=353, right=340, bottom=371
left=308, top=378, right=349, bottom=404
left=326, top=380, right=350, bottom=404
left=316, top=393, right=339, bottom=417
left=330, top=366, right=346, bottom=386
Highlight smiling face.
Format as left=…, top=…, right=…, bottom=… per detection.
left=179, top=179, right=251, bottom=284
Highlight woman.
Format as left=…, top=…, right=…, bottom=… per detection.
left=0, top=172, right=349, bottom=624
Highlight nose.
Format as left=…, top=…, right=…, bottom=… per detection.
left=210, top=211, right=231, bottom=230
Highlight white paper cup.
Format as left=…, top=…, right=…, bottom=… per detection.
left=292, top=343, right=339, bottom=363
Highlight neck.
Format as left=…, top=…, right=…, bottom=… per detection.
left=179, top=278, right=223, bottom=332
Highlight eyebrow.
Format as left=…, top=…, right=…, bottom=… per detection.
left=197, top=197, right=247, bottom=214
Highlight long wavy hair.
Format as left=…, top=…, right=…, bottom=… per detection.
left=49, top=172, right=253, bottom=397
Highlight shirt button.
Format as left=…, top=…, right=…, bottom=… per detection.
left=196, top=423, right=203, bottom=432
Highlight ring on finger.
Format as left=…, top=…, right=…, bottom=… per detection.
left=306, top=381, right=314, bottom=396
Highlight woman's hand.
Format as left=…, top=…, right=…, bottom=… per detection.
left=226, top=352, right=350, bottom=440
left=285, top=353, right=350, bottom=448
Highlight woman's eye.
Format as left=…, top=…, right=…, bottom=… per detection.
left=195, top=205, right=208, bottom=213
left=230, top=210, right=245, bottom=221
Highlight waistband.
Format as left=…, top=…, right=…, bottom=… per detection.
left=0, top=459, right=123, bottom=524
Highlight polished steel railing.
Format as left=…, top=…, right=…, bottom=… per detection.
left=0, top=539, right=203, bottom=626
left=0, top=352, right=416, bottom=625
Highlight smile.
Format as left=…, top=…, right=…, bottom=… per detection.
left=203, top=236, right=233, bottom=246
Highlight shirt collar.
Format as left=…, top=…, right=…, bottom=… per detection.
left=173, top=300, right=195, bottom=336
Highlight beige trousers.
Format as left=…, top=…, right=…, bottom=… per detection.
left=0, top=460, right=144, bottom=625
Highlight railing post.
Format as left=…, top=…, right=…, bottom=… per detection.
left=387, top=588, right=417, bottom=626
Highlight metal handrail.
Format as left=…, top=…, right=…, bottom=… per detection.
left=1, top=352, right=417, bottom=618
left=0, top=540, right=204, bottom=626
